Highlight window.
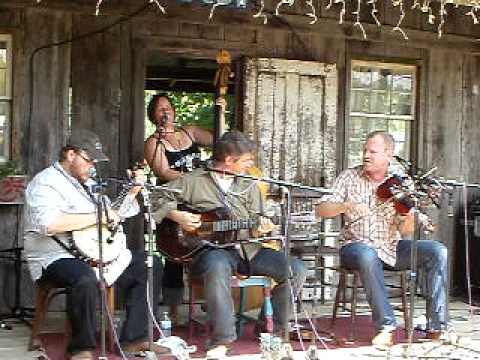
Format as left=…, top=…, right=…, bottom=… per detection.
left=346, top=60, right=416, bottom=167
left=0, top=35, right=12, bottom=163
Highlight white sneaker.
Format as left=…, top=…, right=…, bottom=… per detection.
left=371, top=329, right=394, bottom=347
left=206, top=345, right=229, bottom=359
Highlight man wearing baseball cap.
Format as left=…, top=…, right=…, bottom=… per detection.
left=66, top=129, right=110, bottom=163
left=24, top=129, right=166, bottom=359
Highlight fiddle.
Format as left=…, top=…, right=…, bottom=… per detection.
left=376, top=174, right=435, bottom=232
left=376, top=174, right=415, bottom=215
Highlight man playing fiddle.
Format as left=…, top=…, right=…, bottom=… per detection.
left=151, top=130, right=306, bottom=359
left=316, top=130, right=449, bottom=346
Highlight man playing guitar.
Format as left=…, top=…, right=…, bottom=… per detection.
left=23, top=129, right=166, bottom=360
left=151, top=130, right=307, bottom=359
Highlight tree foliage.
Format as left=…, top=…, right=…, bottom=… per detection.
left=144, top=91, right=234, bottom=139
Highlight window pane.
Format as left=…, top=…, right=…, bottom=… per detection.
left=388, top=120, right=411, bottom=159
left=370, top=118, right=387, bottom=131
left=351, top=89, right=370, bottom=112
left=392, top=74, right=412, bottom=92
left=0, top=44, right=6, bottom=68
left=0, top=102, right=9, bottom=160
left=0, top=69, right=6, bottom=97
left=371, top=70, right=389, bottom=90
left=391, top=92, right=412, bottom=115
left=371, top=91, right=389, bottom=114
left=347, top=61, right=416, bottom=166
left=349, top=116, right=368, bottom=140
left=351, top=69, right=371, bottom=88
left=0, top=36, right=11, bottom=162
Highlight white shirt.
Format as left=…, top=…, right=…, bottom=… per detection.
left=23, top=162, right=139, bottom=281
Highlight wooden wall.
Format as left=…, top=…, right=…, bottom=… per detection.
left=0, top=0, right=480, bottom=308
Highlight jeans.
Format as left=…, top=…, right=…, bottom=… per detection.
left=41, top=251, right=163, bottom=354
left=190, top=247, right=307, bottom=345
left=340, top=240, right=447, bottom=331
left=162, top=260, right=185, bottom=307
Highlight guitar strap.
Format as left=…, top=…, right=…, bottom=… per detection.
left=211, top=173, right=252, bottom=278
left=50, top=234, right=85, bottom=261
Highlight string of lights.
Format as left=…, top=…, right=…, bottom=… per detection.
left=32, top=0, right=480, bottom=40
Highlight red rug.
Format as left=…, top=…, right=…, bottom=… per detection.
left=38, top=316, right=415, bottom=359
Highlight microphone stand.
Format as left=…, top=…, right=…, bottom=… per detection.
left=279, top=186, right=292, bottom=342
left=142, top=185, right=157, bottom=353
left=91, top=178, right=109, bottom=360
left=205, top=167, right=332, bottom=195
left=404, top=176, right=480, bottom=352
left=407, top=199, right=420, bottom=351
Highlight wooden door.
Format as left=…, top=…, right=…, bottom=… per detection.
left=242, top=58, right=338, bottom=188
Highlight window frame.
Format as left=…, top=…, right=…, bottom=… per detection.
left=0, top=34, right=13, bottom=163
left=345, top=59, right=418, bottom=168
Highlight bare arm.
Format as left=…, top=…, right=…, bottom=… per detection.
left=315, top=202, right=350, bottom=218
left=144, top=136, right=183, bottom=182
left=185, top=126, right=213, bottom=146
left=166, top=209, right=201, bottom=232
left=315, top=201, right=369, bottom=219
left=46, top=211, right=118, bottom=235
left=397, top=212, right=415, bottom=238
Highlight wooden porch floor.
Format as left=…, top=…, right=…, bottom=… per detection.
left=2, top=299, right=480, bottom=359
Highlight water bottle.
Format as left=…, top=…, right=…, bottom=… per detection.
left=160, top=311, right=172, bottom=338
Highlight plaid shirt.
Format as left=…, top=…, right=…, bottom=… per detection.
left=322, top=166, right=401, bottom=266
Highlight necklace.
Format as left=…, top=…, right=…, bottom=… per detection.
left=164, top=130, right=184, bottom=149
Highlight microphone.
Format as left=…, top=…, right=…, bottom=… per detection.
left=161, top=114, right=169, bottom=125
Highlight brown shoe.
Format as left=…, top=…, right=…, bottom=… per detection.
left=371, top=329, right=394, bottom=347
left=69, top=351, right=94, bottom=360
left=426, top=330, right=442, bottom=341
left=123, top=340, right=170, bottom=355
left=426, top=329, right=459, bottom=344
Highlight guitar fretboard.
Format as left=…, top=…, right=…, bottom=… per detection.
left=212, top=219, right=258, bottom=232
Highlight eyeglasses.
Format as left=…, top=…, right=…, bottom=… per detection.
left=76, top=152, right=95, bottom=165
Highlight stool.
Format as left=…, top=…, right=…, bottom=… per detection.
left=332, top=268, right=410, bottom=341
left=29, top=280, right=116, bottom=352
left=188, top=275, right=274, bottom=340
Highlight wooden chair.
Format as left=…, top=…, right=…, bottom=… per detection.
left=332, top=267, right=410, bottom=342
left=188, top=275, right=274, bottom=340
left=29, top=279, right=116, bottom=352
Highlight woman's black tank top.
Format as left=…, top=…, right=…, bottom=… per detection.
left=162, top=128, right=202, bottom=173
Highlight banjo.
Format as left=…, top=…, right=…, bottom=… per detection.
left=70, top=224, right=127, bottom=264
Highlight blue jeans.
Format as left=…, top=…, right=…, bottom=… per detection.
left=190, top=247, right=307, bottom=345
left=340, top=240, right=447, bottom=331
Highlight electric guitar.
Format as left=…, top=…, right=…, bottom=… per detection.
left=156, top=206, right=316, bottom=263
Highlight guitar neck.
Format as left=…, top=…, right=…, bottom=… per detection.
left=208, top=211, right=315, bottom=233
left=211, top=218, right=258, bottom=232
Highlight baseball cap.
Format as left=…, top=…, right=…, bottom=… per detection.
left=66, top=129, right=109, bottom=162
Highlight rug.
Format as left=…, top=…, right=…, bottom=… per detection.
left=37, top=315, right=416, bottom=359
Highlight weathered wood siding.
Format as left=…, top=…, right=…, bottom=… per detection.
left=23, top=8, right=71, bottom=176
left=71, top=15, right=125, bottom=177
left=0, top=0, right=479, bottom=309
left=242, top=58, right=337, bottom=187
